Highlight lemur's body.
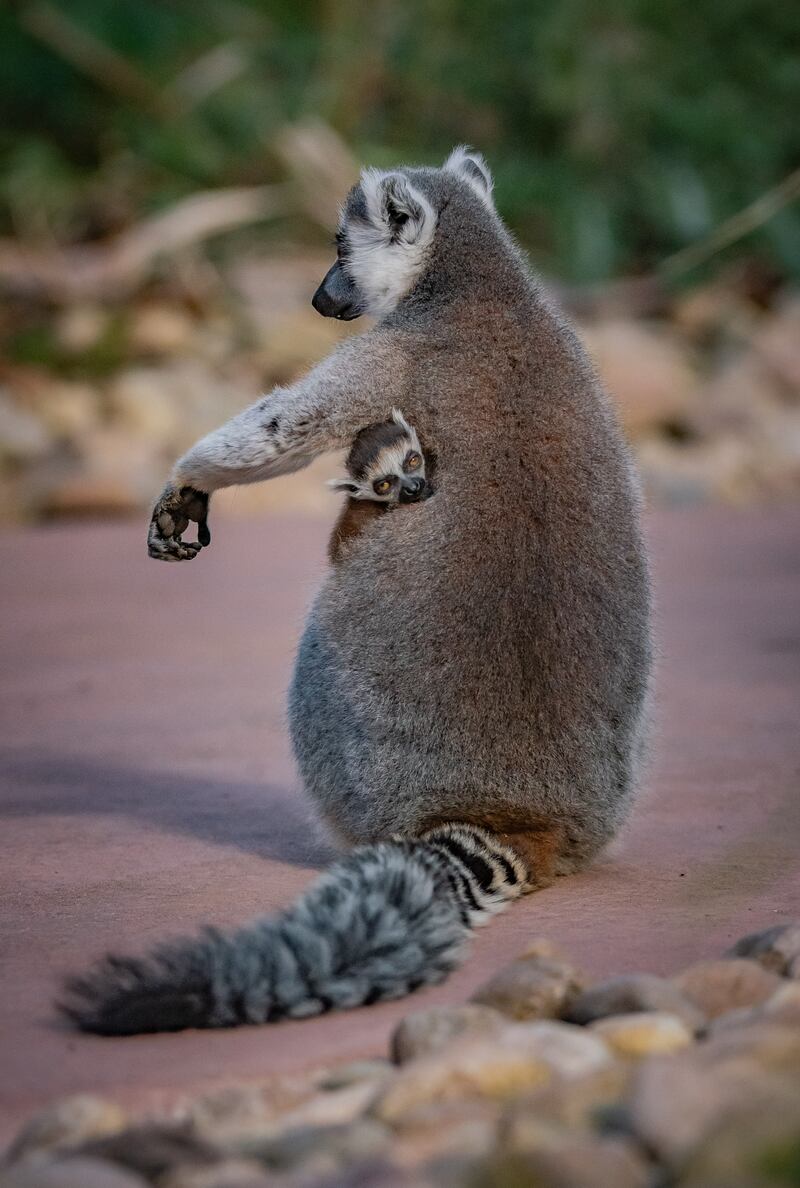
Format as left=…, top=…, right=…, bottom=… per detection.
left=328, top=411, right=431, bottom=563
left=65, top=149, right=652, bottom=1035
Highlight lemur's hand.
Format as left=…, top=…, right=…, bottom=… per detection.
left=147, top=484, right=211, bottom=561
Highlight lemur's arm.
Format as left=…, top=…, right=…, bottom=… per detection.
left=148, top=332, right=406, bottom=561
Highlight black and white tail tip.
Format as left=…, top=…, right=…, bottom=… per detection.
left=60, top=823, right=528, bottom=1036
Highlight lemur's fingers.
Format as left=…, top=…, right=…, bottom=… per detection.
left=147, top=485, right=209, bottom=562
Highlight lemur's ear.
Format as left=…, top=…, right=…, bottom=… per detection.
left=391, top=408, right=412, bottom=435
left=443, top=145, right=494, bottom=207
left=327, top=479, right=361, bottom=496
left=361, top=169, right=435, bottom=244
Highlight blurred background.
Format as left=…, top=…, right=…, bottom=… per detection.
left=1, top=0, right=799, bottom=522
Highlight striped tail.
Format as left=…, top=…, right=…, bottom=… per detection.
left=60, top=824, right=528, bottom=1036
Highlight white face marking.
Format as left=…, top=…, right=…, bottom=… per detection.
left=329, top=412, right=425, bottom=504
left=341, top=171, right=437, bottom=319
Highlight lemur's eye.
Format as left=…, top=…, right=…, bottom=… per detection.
left=405, top=452, right=422, bottom=471
left=373, top=477, right=393, bottom=496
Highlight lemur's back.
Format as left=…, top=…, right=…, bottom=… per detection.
left=291, top=290, right=651, bottom=863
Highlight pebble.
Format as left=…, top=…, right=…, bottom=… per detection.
left=470, top=947, right=584, bottom=1022
left=726, top=921, right=800, bottom=976
left=6, top=1096, right=128, bottom=1163
left=590, top=1011, right=694, bottom=1057
left=469, top=1133, right=650, bottom=1188
left=673, top=958, right=783, bottom=1018
left=373, top=1022, right=610, bottom=1124
left=390, top=1004, right=505, bottom=1064
left=564, top=972, right=706, bottom=1032
left=0, top=1157, right=148, bottom=1188
left=159, top=1160, right=280, bottom=1188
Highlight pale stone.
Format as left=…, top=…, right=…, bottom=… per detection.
left=108, top=369, right=182, bottom=443
left=674, top=958, right=783, bottom=1019
left=40, top=428, right=162, bottom=517
left=470, top=951, right=584, bottom=1022
left=54, top=305, right=109, bottom=353
left=0, top=1157, right=147, bottom=1187
left=752, top=297, right=800, bottom=395
left=318, top=1059, right=395, bottom=1089
left=590, top=1011, right=693, bottom=1057
left=580, top=319, right=698, bottom=436
left=34, top=381, right=99, bottom=440
left=159, top=1160, right=278, bottom=1188
left=678, top=1087, right=800, bottom=1188
left=501, top=1062, right=632, bottom=1134
left=129, top=305, right=196, bottom=356
left=244, top=1118, right=388, bottom=1174
left=727, top=921, right=800, bottom=975
left=0, top=391, right=52, bottom=463
left=388, top=1099, right=500, bottom=1165
left=390, top=1004, right=505, bottom=1064
left=6, top=1096, right=128, bottom=1163
left=470, top=1133, right=649, bottom=1188
left=373, top=1022, right=610, bottom=1124
left=564, top=972, right=705, bottom=1032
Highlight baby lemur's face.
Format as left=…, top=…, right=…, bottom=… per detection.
left=330, top=410, right=431, bottom=505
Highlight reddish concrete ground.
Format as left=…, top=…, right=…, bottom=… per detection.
left=1, top=504, right=799, bottom=1144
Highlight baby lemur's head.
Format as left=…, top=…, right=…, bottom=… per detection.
left=331, top=410, right=430, bottom=505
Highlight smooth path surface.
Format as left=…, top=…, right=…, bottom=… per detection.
left=1, top=504, right=799, bottom=1142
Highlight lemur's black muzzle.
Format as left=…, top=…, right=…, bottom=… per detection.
left=399, top=477, right=429, bottom=504
left=312, top=261, right=361, bottom=321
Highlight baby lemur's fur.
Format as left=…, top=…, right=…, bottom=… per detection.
left=328, top=410, right=431, bottom=563
left=64, top=147, right=652, bottom=1036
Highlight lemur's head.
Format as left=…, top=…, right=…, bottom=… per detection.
left=312, top=146, right=495, bottom=322
left=330, top=410, right=430, bottom=505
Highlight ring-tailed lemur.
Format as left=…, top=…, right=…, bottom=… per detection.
left=327, top=409, right=431, bottom=563
left=63, top=147, right=652, bottom=1035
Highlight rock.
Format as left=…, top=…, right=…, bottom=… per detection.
left=625, top=1042, right=800, bottom=1170
left=590, top=1011, right=693, bottom=1057
left=388, top=1099, right=500, bottom=1165
left=726, top=921, right=800, bottom=975
left=679, top=1087, right=800, bottom=1188
left=563, top=972, right=705, bottom=1032
left=187, top=1085, right=280, bottom=1150
left=54, top=305, right=110, bottom=354
left=78, top=1124, right=221, bottom=1182
left=390, top=1005, right=505, bottom=1064
left=108, top=368, right=182, bottom=444
left=372, top=1022, right=610, bottom=1124
left=501, top=1062, right=632, bottom=1134
left=637, top=433, right=754, bottom=503
left=0, top=390, right=52, bottom=463
left=470, top=946, right=584, bottom=1022
left=318, top=1060, right=395, bottom=1090
left=700, top=1020, right=800, bottom=1077
left=674, top=958, right=783, bottom=1019
left=129, top=305, right=196, bottom=356
left=246, top=1119, right=389, bottom=1174
left=708, top=981, right=800, bottom=1037
left=0, top=1157, right=148, bottom=1187
left=35, top=382, right=99, bottom=440
left=39, top=428, right=162, bottom=517
left=6, top=1096, right=128, bottom=1163
left=579, top=319, right=698, bottom=436
left=159, top=1161, right=278, bottom=1188
left=469, top=1134, right=649, bottom=1188
left=752, top=297, right=800, bottom=395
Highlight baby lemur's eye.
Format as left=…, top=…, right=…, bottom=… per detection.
left=373, top=477, right=393, bottom=496
left=405, top=452, right=422, bottom=471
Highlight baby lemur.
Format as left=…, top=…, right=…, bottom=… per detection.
left=328, top=410, right=431, bottom=563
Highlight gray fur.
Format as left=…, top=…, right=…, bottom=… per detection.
left=71, top=148, right=652, bottom=1034
left=62, top=827, right=522, bottom=1034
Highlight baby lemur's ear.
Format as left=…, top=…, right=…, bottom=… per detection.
left=327, top=478, right=361, bottom=496
left=391, top=408, right=413, bottom=435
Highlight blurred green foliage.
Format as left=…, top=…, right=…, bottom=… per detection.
left=1, top=0, right=799, bottom=280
